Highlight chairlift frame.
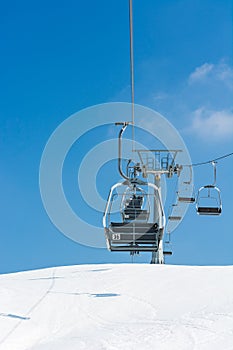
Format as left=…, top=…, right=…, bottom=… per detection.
left=196, top=162, right=222, bottom=216
left=103, top=181, right=166, bottom=253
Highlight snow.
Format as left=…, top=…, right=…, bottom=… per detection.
left=0, top=264, right=233, bottom=350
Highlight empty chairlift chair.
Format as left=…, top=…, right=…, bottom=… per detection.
left=196, top=161, right=222, bottom=216
left=196, top=185, right=222, bottom=215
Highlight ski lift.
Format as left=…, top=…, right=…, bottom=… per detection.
left=196, top=162, right=222, bottom=216
left=103, top=122, right=166, bottom=254
left=103, top=181, right=165, bottom=253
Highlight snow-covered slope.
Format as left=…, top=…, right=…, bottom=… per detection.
left=0, top=264, right=232, bottom=350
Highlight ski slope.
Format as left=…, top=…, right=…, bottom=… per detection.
left=0, top=264, right=232, bottom=350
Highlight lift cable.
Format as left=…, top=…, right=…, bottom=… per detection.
left=129, top=0, right=135, bottom=152
left=183, top=152, right=233, bottom=167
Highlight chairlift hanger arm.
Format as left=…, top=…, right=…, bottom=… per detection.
left=212, top=161, right=217, bottom=187
left=116, top=122, right=131, bottom=181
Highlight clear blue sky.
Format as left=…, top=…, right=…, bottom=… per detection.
left=0, top=0, right=232, bottom=273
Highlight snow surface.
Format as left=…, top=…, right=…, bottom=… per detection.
left=0, top=264, right=233, bottom=350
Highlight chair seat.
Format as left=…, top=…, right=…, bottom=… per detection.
left=178, top=197, right=195, bottom=203
left=197, top=207, right=221, bottom=215
left=110, top=222, right=158, bottom=234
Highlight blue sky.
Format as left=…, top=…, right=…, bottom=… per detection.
left=0, top=0, right=232, bottom=273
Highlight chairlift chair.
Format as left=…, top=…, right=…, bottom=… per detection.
left=178, top=165, right=195, bottom=203
left=103, top=182, right=165, bottom=253
left=196, top=185, right=222, bottom=215
left=196, top=162, right=222, bottom=216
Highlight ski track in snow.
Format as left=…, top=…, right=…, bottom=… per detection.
left=0, top=264, right=232, bottom=350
